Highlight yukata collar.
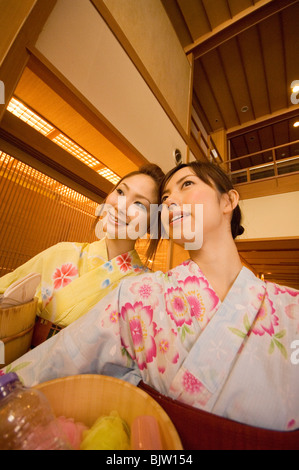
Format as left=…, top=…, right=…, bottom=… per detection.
left=184, top=259, right=259, bottom=301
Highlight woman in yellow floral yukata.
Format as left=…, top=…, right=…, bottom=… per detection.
left=0, top=164, right=164, bottom=345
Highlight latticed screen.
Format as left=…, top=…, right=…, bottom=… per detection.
left=0, top=152, right=169, bottom=276
left=0, top=151, right=99, bottom=276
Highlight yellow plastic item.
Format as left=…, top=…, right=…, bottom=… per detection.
left=80, top=411, right=130, bottom=450
left=35, top=375, right=183, bottom=450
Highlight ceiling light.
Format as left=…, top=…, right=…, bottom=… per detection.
left=98, top=167, right=121, bottom=184
left=7, top=97, right=54, bottom=136
left=6, top=97, right=121, bottom=185
left=241, top=106, right=249, bottom=113
left=292, top=84, right=299, bottom=93
left=293, top=121, right=299, bottom=127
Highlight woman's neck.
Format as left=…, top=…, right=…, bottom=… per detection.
left=189, top=234, right=242, bottom=302
left=105, top=237, right=136, bottom=261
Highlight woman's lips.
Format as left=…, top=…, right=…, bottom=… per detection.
left=108, top=211, right=129, bottom=226
left=169, top=211, right=191, bottom=225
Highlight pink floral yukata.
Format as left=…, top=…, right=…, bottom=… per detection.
left=2, top=260, right=299, bottom=431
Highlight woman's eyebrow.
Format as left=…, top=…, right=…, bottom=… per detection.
left=162, top=174, right=196, bottom=195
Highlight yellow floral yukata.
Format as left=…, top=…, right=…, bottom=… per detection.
left=0, top=238, right=147, bottom=334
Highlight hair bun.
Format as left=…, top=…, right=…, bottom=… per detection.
left=237, top=225, right=245, bottom=236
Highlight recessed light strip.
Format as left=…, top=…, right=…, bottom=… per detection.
left=6, top=98, right=121, bottom=185
left=7, top=97, right=55, bottom=136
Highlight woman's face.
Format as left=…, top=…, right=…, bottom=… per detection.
left=161, top=167, right=227, bottom=249
left=101, top=173, right=158, bottom=240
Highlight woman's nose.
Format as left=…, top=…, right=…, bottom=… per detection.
left=115, top=198, right=130, bottom=219
left=163, top=195, right=180, bottom=208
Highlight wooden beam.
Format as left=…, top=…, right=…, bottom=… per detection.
left=235, top=237, right=299, bottom=252
left=0, top=136, right=104, bottom=204
left=227, top=106, right=299, bottom=138
left=0, top=0, right=57, bottom=122
left=90, top=0, right=192, bottom=153
left=235, top=172, right=299, bottom=199
left=26, top=47, right=149, bottom=169
left=0, top=111, right=113, bottom=199
left=184, top=0, right=299, bottom=59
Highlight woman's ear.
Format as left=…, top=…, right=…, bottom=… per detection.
left=223, top=190, right=239, bottom=213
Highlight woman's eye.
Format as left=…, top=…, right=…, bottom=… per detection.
left=161, top=195, right=168, bottom=203
left=116, top=188, right=124, bottom=196
left=134, top=201, right=146, bottom=211
left=182, top=180, right=194, bottom=188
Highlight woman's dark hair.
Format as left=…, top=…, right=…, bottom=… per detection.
left=115, top=163, right=165, bottom=190
left=135, top=164, right=165, bottom=263
left=159, top=161, right=244, bottom=240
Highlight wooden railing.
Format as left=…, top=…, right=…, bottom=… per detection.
left=224, top=140, right=299, bottom=184
left=190, top=107, right=299, bottom=185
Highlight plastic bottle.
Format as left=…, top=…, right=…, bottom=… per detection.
left=0, top=372, right=72, bottom=450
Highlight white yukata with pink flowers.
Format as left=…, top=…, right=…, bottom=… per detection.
left=2, top=260, right=299, bottom=431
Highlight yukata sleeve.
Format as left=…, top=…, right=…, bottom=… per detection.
left=0, top=248, right=47, bottom=294
left=1, top=285, right=140, bottom=387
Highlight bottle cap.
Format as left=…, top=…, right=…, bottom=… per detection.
left=0, top=372, right=19, bottom=388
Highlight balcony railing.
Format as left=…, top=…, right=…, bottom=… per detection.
left=223, top=140, right=299, bottom=185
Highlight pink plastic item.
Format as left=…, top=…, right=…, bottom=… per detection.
left=56, top=416, right=88, bottom=450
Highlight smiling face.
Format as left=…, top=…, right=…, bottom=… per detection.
left=102, top=173, right=158, bottom=240
left=161, top=166, right=231, bottom=249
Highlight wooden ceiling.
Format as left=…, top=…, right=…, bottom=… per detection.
left=162, top=0, right=299, bottom=162
left=162, top=0, right=299, bottom=290
left=229, top=113, right=299, bottom=171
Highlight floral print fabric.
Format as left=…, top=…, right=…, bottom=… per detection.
left=2, top=260, right=299, bottom=431
left=0, top=238, right=146, bottom=326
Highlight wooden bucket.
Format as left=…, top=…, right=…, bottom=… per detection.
left=35, top=374, right=183, bottom=450
left=0, top=298, right=37, bottom=367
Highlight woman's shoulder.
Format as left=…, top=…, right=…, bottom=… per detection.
left=48, top=241, right=85, bottom=252
left=119, top=259, right=192, bottom=290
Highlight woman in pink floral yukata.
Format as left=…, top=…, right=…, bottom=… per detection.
left=0, top=164, right=164, bottom=345
left=3, top=162, right=299, bottom=432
